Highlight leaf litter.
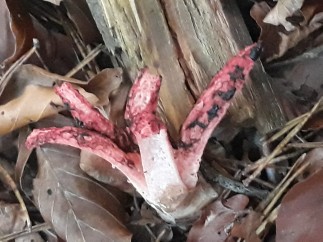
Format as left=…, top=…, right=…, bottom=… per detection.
left=1, top=0, right=323, bottom=241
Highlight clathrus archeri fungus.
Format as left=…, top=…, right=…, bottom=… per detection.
left=26, top=43, right=261, bottom=218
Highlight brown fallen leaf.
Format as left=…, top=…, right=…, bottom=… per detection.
left=251, top=1, right=323, bottom=61
left=0, top=0, right=15, bottom=64
left=33, top=145, right=132, bottom=241
left=32, top=18, right=83, bottom=76
left=85, top=68, right=125, bottom=106
left=63, top=0, right=102, bottom=44
left=228, top=210, right=262, bottom=242
left=187, top=194, right=249, bottom=242
left=276, top=169, right=323, bottom=241
left=263, top=0, right=305, bottom=31
left=80, top=150, right=135, bottom=193
left=0, top=64, right=89, bottom=104
left=0, top=84, right=97, bottom=135
left=85, top=67, right=131, bottom=126
left=303, top=111, right=323, bottom=131
left=0, top=0, right=35, bottom=70
left=0, top=202, right=44, bottom=242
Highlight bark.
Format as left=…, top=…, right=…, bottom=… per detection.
left=86, top=0, right=285, bottom=138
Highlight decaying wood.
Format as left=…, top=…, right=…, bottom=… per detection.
left=86, top=0, right=285, bottom=138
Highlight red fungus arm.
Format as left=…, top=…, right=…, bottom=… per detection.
left=26, top=126, right=146, bottom=192
left=56, top=83, right=131, bottom=149
left=125, top=70, right=187, bottom=206
left=177, top=43, right=261, bottom=188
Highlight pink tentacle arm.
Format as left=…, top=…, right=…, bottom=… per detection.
left=56, top=83, right=132, bottom=150
left=125, top=69, right=188, bottom=207
left=176, top=43, right=261, bottom=188
left=25, top=126, right=147, bottom=193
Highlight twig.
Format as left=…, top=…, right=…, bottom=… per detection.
left=288, top=142, right=323, bottom=149
left=0, top=222, right=52, bottom=241
left=0, top=159, right=31, bottom=230
left=65, top=44, right=104, bottom=78
left=259, top=155, right=306, bottom=214
left=243, top=97, right=323, bottom=185
left=0, top=46, right=36, bottom=97
left=200, top=162, right=269, bottom=199
left=256, top=159, right=309, bottom=235
left=256, top=205, right=280, bottom=236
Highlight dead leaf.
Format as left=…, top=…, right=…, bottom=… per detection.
left=32, top=17, right=82, bottom=76
left=85, top=68, right=132, bottom=126
left=276, top=169, right=323, bottom=241
left=80, top=150, right=135, bottom=193
left=0, top=64, right=89, bottom=104
left=0, top=0, right=35, bottom=70
left=229, top=210, right=262, bottom=242
left=33, top=145, right=132, bottom=241
left=0, top=0, right=15, bottom=64
left=42, top=0, right=62, bottom=5
left=304, top=111, right=323, bottom=131
left=63, top=0, right=102, bottom=44
left=0, top=132, right=17, bottom=161
left=263, top=0, right=305, bottom=31
left=86, top=68, right=125, bottom=106
left=0, top=202, right=44, bottom=241
left=251, top=1, right=323, bottom=61
left=187, top=194, right=249, bottom=242
left=0, top=84, right=98, bottom=135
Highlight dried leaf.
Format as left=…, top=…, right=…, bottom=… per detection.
left=0, top=202, right=44, bottom=242
left=263, top=0, right=305, bottom=31
left=0, top=84, right=97, bottom=135
left=299, top=148, right=323, bottom=176
left=276, top=169, right=323, bottom=241
left=229, top=210, right=262, bottom=242
left=85, top=68, right=131, bottom=126
left=64, top=0, right=102, bottom=44
left=0, top=0, right=15, bottom=64
left=42, top=0, right=62, bottom=5
left=251, top=1, right=323, bottom=61
left=80, top=150, right=135, bottom=193
left=32, top=18, right=81, bottom=76
left=0, top=64, right=89, bottom=104
left=304, top=111, right=323, bottom=131
left=33, top=145, right=132, bottom=241
left=187, top=195, right=249, bottom=242
left=0, top=0, right=35, bottom=69
left=86, top=68, right=125, bottom=106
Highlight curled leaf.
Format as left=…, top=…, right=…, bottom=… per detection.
left=263, top=0, right=305, bottom=31
left=0, top=0, right=35, bottom=69
left=187, top=195, right=249, bottom=242
left=0, top=84, right=97, bottom=135
left=0, top=202, right=43, bottom=241
left=33, top=145, right=132, bottom=241
left=276, top=169, right=323, bottom=241
left=251, top=1, right=323, bottom=61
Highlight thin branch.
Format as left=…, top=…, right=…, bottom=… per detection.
left=0, top=222, right=52, bottom=241
left=0, top=159, right=31, bottom=230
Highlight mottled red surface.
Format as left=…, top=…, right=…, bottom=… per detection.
left=56, top=83, right=131, bottom=150
left=26, top=43, right=259, bottom=210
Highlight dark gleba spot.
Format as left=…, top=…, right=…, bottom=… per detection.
left=187, top=120, right=207, bottom=129
left=249, top=42, right=262, bottom=61
left=207, top=105, right=219, bottom=121
left=229, top=65, right=245, bottom=82
left=177, top=141, right=193, bottom=149
left=47, top=189, right=52, bottom=195
left=217, top=88, right=236, bottom=101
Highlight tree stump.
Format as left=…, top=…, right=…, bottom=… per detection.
left=86, top=0, right=285, bottom=139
